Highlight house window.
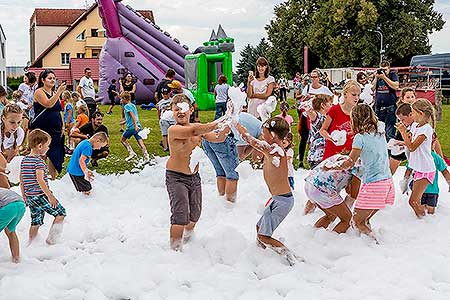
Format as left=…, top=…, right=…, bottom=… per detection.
left=76, top=30, right=85, bottom=41
left=92, top=50, right=100, bottom=58
left=77, top=53, right=85, bottom=58
left=61, top=53, right=70, bottom=65
left=91, top=28, right=98, bottom=37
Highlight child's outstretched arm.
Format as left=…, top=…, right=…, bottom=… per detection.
left=79, top=154, right=94, bottom=182
left=397, top=123, right=426, bottom=152
left=234, top=123, right=273, bottom=156
left=202, top=126, right=231, bottom=143
left=169, top=120, right=219, bottom=139
left=325, top=148, right=361, bottom=171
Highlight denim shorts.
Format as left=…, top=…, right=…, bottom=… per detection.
left=202, top=136, right=239, bottom=180
left=123, top=128, right=142, bottom=140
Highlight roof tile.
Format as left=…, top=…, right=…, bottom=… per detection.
left=31, top=8, right=85, bottom=27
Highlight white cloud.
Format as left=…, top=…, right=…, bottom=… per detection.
left=0, top=0, right=449, bottom=67
left=430, top=0, right=450, bottom=54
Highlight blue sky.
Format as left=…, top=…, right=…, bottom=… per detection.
left=0, top=0, right=449, bottom=67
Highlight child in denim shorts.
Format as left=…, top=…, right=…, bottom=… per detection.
left=235, top=117, right=297, bottom=265
left=20, top=129, right=66, bottom=245
left=120, top=91, right=149, bottom=162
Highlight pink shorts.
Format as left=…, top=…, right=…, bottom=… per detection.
left=355, top=178, right=395, bottom=210
left=413, top=171, right=435, bottom=184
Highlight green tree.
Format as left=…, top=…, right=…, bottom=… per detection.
left=235, top=38, right=278, bottom=84
left=266, top=0, right=445, bottom=71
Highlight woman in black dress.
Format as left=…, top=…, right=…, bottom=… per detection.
left=120, top=73, right=137, bottom=104
left=31, top=69, right=66, bottom=179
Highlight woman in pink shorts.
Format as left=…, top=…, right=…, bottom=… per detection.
left=328, top=104, right=394, bottom=238
left=397, top=99, right=436, bottom=218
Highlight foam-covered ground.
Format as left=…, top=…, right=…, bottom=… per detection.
left=1, top=155, right=450, bottom=300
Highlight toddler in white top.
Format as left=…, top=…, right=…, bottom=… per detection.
left=397, top=99, right=436, bottom=218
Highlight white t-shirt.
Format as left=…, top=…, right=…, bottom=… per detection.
left=0, top=126, right=25, bottom=150
left=301, top=84, right=333, bottom=97
left=408, top=122, right=435, bottom=173
left=286, top=148, right=294, bottom=177
left=79, top=76, right=95, bottom=99
left=251, top=75, right=276, bottom=96
left=18, top=83, right=36, bottom=106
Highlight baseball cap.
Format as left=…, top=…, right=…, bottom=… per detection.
left=167, top=80, right=182, bottom=89
left=161, top=87, right=170, bottom=94
left=76, top=99, right=87, bottom=108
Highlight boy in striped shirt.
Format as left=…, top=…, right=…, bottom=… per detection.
left=20, top=129, right=66, bottom=245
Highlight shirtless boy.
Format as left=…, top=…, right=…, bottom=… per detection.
left=235, top=117, right=297, bottom=265
left=166, top=94, right=228, bottom=251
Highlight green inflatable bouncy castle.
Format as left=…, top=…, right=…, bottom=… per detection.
left=184, top=25, right=235, bottom=110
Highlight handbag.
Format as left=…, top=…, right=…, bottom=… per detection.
left=28, top=108, right=47, bottom=129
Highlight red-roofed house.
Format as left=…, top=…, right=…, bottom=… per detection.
left=29, top=58, right=99, bottom=91
left=29, top=3, right=154, bottom=68
left=30, top=8, right=85, bottom=62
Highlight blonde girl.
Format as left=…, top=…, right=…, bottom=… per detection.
left=0, top=104, right=25, bottom=188
left=311, top=80, right=361, bottom=214
left=397, top=99, right=436, bottom=218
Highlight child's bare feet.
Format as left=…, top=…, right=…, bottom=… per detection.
left=304, top=200, right=316, bottom=215
left=409, top=199, right=425, bottom=218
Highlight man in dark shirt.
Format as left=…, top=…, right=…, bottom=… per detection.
left=371, top=60, right=400, bottom=140
left=107, top=79, right=118, bottom=114
left=154, top=69, right=175, bottom=104
left=70, top=111, right=109, bottom=167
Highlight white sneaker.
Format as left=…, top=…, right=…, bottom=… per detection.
left=125, top=152, right=137, bottom=162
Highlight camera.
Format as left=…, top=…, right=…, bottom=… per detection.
left=377, top=69, right=384, bottom=75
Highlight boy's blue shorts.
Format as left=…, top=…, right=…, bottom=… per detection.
left=123, top=128, right=142, bottom=140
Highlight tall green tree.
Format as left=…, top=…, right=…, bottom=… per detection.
left=235, top=38, right=278, bottom=84
left=266, top=0, right=445, bottom=72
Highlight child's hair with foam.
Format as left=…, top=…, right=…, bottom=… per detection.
left=262, top=117, right=290, bottom=140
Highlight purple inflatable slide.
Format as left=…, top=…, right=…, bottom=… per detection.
left=97, top=0, right=190, bottom=103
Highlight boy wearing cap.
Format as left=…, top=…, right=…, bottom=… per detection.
left=157, top=88, right=175, bottom=152
left=168, top=80, right=199, bottom=123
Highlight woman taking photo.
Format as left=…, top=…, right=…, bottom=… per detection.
left=246, top=57, right=275, bottom=119
left=31, top=69, right=66, bottom=179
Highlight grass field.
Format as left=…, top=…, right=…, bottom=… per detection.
left=80, top=102, right=450, bottom=175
